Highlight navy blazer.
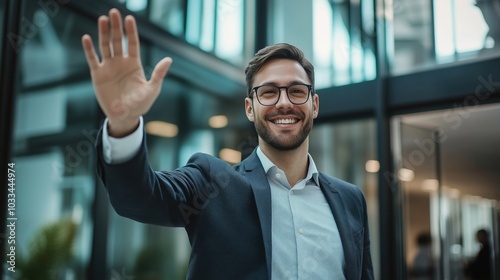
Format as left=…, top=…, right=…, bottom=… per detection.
left=96, top=130, right=374, bottom=280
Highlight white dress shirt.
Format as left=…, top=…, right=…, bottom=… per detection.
left=256, top=148, right=345, bottom=280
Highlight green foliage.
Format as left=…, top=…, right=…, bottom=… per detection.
left=17, top=219, right=77, bottom=280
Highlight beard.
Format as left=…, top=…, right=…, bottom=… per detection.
left=254, top=108, right=313, bottom=151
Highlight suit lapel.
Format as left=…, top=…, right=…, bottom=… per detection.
left=242, top=151, right=272, bottom=279
left=319, top=174, right=356, bottom=280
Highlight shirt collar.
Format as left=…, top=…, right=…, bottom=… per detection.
left=256, top=147, right=319, bottom=186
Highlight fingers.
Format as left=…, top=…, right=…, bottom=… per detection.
left=98, top=9, right=127, bottom=59
left=125, top=15, right=140, bottom=58
left=149, top=57, right=173, bottom=88
left=109, top=8, right=124, bottom=56
left=81, top=34, right=100, bottom=70
left=98, top=15, right=111, bottom=59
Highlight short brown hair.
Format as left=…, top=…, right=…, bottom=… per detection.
left=244, top=43, right=315, bottom=97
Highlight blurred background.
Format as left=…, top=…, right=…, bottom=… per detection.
left=1, top=0, right=499, bottom=279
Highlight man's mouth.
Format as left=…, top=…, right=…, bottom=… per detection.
left=272, top=118, right=298, bottom=124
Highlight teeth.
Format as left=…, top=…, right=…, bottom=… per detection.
left=274, top=119, right=296, bottom=124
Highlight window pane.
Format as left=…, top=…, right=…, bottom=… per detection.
left=200, top=0, right=216, bottom=52
left=435, top=0, right=490, bottom=57
left=215, top=0, right=244, bottom=64
left=149, top=0, right=185, bottom=36
left=392, top=0, right=500, bottom=74
left=273, top=0, right=377, bottom=89
left=186, top=0, right=202, bottom=45
left=11, top=4, right=99, bottom=278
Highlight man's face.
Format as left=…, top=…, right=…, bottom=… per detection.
left=245, top=59, right=319, bottom=151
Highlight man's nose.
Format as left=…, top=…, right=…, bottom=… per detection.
left=275, top=88, right=293, bottom=108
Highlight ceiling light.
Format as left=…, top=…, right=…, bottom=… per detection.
left=145, top=121, right=178, bottom=138
left=422, top=179, right=439, bottom=191
left=209, top=115, right=228, bottom=128
left=398, top=168, right=415, bottom=182
left=365, top=160, right=380, bottom=173
left=219, top=148, right=241, bottom=164
left=448, top=188, right=460, bottom=198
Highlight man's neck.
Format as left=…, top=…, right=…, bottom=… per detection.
left=259, top=139, right=310, bottom=187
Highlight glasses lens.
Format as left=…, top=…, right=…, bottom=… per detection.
left=256, top=86, right=280, bottom=105
left=287, top=85, right=310, bottom=104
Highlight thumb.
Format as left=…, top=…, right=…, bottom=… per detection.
left=149, top=57, right=173, bottom=88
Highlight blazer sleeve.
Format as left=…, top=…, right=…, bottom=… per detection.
left=95, top=126, right=212, bottom=227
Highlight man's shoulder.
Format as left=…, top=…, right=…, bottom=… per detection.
left=186, top=152, right=252, bottom=173
left=319, top=172, right=363, bottom=197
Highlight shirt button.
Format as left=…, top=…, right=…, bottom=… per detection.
left=290, top=190, right=294, bottom=195
left=298, top=227, right=304, bottom=234
left=276, top=173, right=281, bottom=179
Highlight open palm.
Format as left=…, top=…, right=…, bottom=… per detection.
left=81, top=9, right=172, bottom=136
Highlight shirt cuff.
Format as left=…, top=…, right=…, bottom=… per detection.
left=102, top=117, right=144, bottom=164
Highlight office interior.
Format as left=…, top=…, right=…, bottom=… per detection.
left=1, top=0, right=499, bottom=279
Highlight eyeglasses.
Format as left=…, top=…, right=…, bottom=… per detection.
left=250, top=84, right=313, bottom=106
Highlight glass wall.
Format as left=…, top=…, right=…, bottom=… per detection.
left=392, top=0, right=500, bottom=74
left=5, top=1, right=252, bottom=279
left=309, top=118, right=380, bottom=279
left=396, top=103, right=500, bottom=280
left=9, top=2, right=98, bottom=278
left=115, top=0, right=254, bottom=66
left=271, top=0, right=377, bottom=88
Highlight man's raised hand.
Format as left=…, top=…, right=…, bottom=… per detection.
left=81, top=8, right=172, bottom=137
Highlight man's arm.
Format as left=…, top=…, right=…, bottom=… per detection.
left=83, top=9, right=199, bottom=226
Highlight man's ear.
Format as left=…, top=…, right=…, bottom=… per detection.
left=312, top=94, right=319, bottom=119
left=245, top=98, right=255, bottom=122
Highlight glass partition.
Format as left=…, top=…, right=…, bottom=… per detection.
left=309, top=118, right=380, bottom=279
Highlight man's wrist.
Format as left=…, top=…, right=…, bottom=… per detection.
left=107, top=117, right=141, bottom=138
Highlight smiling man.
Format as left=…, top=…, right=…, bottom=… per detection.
left=82, top=8, right=374, bottom=280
